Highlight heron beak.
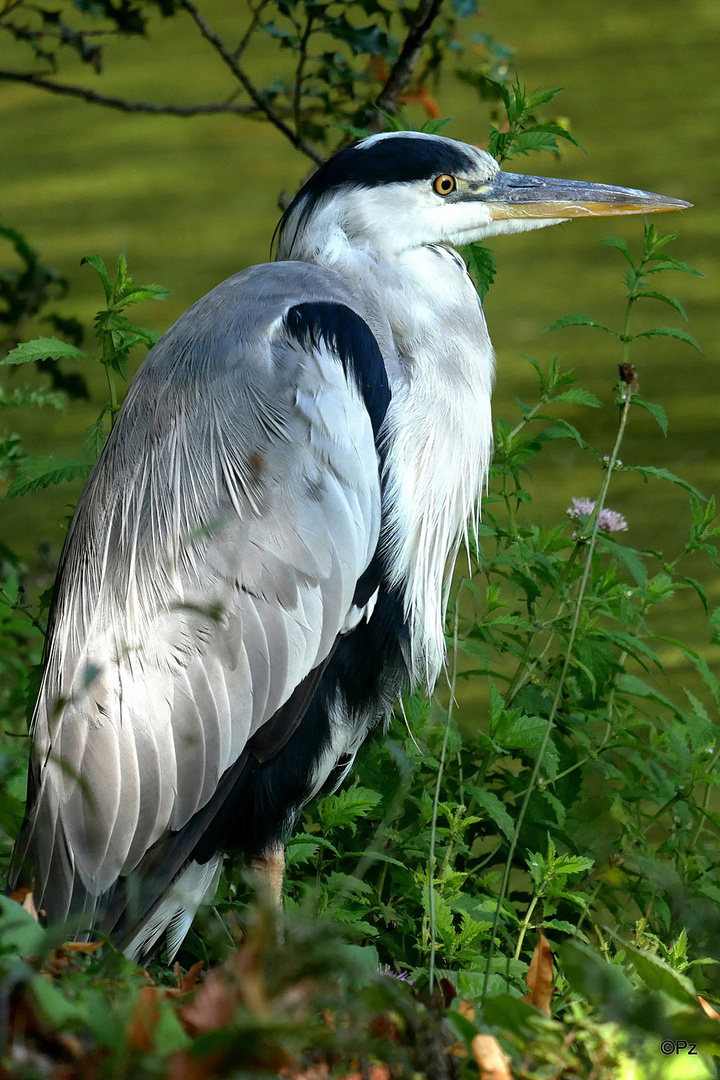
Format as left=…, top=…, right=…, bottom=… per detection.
left=479, top=172, right=692, bottom=219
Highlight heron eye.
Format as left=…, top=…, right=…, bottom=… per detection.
left=433, top=174, right=457, bottom=196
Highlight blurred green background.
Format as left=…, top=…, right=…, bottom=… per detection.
left=1, top=0, right=718, bottom=682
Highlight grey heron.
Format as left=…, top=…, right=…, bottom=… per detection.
left=9, top=131, right=689, bottom=960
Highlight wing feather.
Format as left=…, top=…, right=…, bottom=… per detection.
left=11, top=264, right=394, bottom=929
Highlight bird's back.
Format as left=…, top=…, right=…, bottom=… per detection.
left=10, top=260, right=408, bottom=952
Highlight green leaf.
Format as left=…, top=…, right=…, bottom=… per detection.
left=680, top=575, right=708, bottom=613
left=632, top=290, right=687, bottom=319
left=656, top=637, right=720, bottom=705
left=1, top=337, right=95, bottom=366
left=615, top=672, right=679, bottom=714
left=626, top=464, right=705, bottom=501
left=524, top=86, right=564, bottom=111
left=419, top=116, right=454, bottom=135
left=466, top=785, right=515, bottom=840
left=153, top=998, right=192, bottom=1054
left=601, top=236, right=635, bottom=267
left=316, top=785, right=382, bottom=831
left=332, top=123, right=373, bottom=140
left=81, top=253, right=113, bottom=301
left=551, top=388, right=602, bottom=408
left=509, top=130, right=559, bottom=156
left=483, top=994, right=545, bottom=1035
left=633, top=326, right=701, bottom=351
left=595, top=534, right=647, bottom=585
left=285, top=839, right=321, bottom=868
left=32, top=977, right=87, bottom=1030
left=646, top=257, right=705, bottom=278
left=560, top=939, right=634, bottom=1009
left=114, top=284, right=171, bottom=308
left=631, top=397, right=668, bottom=436
left=621, top=942, right=697, bottom=1005
left=529, top=121, right=585, bottom=153
left=533, top=415, right=590, bottom=448
left=546, top=313, right=618, bottom=335
left=463, top=242, right=497, bottom=300
left=5, top=454, right=93, bottom=499
left=0, top=895, right=47, bottom=957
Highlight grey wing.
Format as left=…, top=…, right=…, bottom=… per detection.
left=11, top=265, right=391, bottom=926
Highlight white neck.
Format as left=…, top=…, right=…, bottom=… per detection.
left=290, top=231, right=495, bottom=684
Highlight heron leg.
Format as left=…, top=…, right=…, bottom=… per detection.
left=251, top=842, right=285, bottom=909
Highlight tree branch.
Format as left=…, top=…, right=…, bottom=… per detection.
left=180, top=0, right=323, bottom=165
left=366, top=0, right=445, bottom=131
left=232, top=0, right=272, bottom=60
left=0, top=68, right=262, bottom=116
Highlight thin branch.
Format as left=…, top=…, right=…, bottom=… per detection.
left=180, top=0, right=323, bottom=165
left=366, top=0, right=444, bottom=131
left=232, top=0, right=272, bottom=60
left=293, top=8, right=314, bottom=137
left=0, top=68, right=262, bottom=116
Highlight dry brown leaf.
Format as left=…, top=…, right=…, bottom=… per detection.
left=280, top=1065, right=331, bottom=1080
left=471, top=1034, right=513, bottom=1080
left=522, top=929, right=554, bottom=1017
left=179, top=968, right=235, bottom=1036
left=62, top=941, right=103, bottom=954
left=444, top=1040, right=468, bottom=1058
left=699, top=995, right=720, bottom=1020
left=167, top=960, right=205, bottom=997
left=126, top=986, right=161, bottom=1053
left=9, top=887, right=39, bottom=922
left=339, top=1067, right=390, bottom=1080
left=43, top=940, right=104, bottom=977
left=457, top=999, right=475, bottom=1022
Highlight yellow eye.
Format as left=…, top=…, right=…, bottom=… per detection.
left=433, top=174, right=457, bottom=196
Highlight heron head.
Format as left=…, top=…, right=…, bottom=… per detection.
left=276, top=131, right=690, bottom=261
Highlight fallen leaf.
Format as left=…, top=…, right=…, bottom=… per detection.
left=471, top=1034, right=513, bottom=1080
left=523, top=930, right=554, bottom=1016
left=44, top=940, right=104, bottom=977
left=179, top=968, right=235, bottom=1036
left=457, top=999, right=475, bottom=1022
left=61, top=941, right=103, bottom=954
left=167, top=960, right=205, bottom=997
left=9, top=887, right=39, bottom=922
left=126, top=985, right=161, bottom=1053
left=339, top=1068, right=390, bottom=1080
left=699, top=996, right=720, bottom=1020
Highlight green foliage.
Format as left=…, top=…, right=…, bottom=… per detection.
left=1, top=252, right=169, bottom=498
left=461, top=78, right=583, bottom=300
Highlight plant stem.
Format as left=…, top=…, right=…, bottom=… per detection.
left=482, top=380, right=635, bottom=1000
left=514, top=891, right=541, bottom=961
left=428, top=605, right=459, bottom=993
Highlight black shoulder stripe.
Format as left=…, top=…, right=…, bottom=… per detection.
left=284, top=301, right=391, bottom=438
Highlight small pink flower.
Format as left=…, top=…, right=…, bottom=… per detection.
left=379, top=964, right=414, bottom=984
left=567, top=497, right=595, bottom=519
left=567, top=498, right=628, bottom=533
left=597, top=508, right=628, bottom=533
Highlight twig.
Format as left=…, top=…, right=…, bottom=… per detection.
left=180, top=0, right=323, bottom=164
left=0, top=69, right=260, bottom=116
left=293, top=8, right=314, bottom=139
left=232, top=0, right=272, bottom=59
left=366, top=0, right=444, bottom=131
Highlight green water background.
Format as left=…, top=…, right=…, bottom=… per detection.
left=0, top=0, right=718, bottom=688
